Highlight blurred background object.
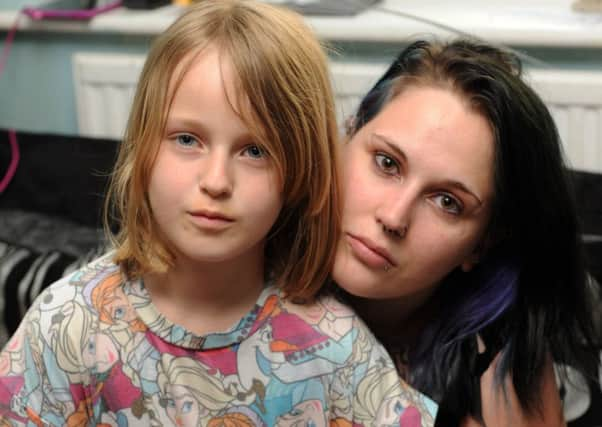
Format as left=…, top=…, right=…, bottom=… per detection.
left=261, top=0, right=381, bottom=16
left=573, top=0, right=602, bottom=12
left=123, top=0, right=169, bottom=9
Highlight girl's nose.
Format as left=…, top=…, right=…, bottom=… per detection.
left=199, top=153, right=233, bottom=198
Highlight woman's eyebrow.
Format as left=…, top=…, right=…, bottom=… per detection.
left=372, top=133, right=407, bottom=164
left=446, top=180, right=483, bottom=206
left=373, top=133, right=483, bottom=205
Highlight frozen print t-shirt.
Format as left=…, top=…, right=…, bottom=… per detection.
left=0, top=254, right=438, bottom=426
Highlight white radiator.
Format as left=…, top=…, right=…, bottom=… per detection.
left=526, top=69, right=602, bottom=174
left=72, top=53, right=145, bottom=140
left=73, top=53, right=602, bottom=173
left=332, top=62, right=602, bottom=174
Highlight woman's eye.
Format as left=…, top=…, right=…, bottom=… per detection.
left=433, top=193, right=463, bottom=215
left=175, top=134, right=197, bottom=147
left=374, top=153, right=399, bottom=175
left=242, top=145, right=266, bottom=159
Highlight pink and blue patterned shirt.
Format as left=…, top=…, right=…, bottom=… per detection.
left=0, top=254, right=437, bottom=426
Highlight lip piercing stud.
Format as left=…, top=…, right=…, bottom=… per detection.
left=384, top=263, right=391, bottom=272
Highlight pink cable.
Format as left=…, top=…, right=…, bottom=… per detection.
left=0, top=13, right=23, bottom=193
left=0, top=11, right=21, bottom=76
left=0, top=130, right=19, bottom=193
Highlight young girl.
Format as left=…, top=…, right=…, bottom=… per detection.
left=0, top=1, right=437, bottom=425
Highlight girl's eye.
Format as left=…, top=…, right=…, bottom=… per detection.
left=432, top=193, right=463, bottom=215
left=175, top=134, right=198, bottom=147
left=242, top=145, right=266, bottom=159
left=374, top=153, right=400, bottom=175
left=182, top=401, right=193, bottom=413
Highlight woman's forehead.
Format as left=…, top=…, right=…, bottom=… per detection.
left=355, top=86, right=496, bottom=201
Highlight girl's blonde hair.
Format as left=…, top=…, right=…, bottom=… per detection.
left=104, top=0, right=340, bottom=300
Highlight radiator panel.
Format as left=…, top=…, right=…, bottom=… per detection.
left=73, top=54, right=602, bottom=173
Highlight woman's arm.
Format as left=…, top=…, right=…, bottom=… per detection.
left=461, top=353, right=565, bottom=427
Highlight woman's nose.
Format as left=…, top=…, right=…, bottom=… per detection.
left=375, top=187, right=414, bottom=239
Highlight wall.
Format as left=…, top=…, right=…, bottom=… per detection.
left=1, top=1, right=602, bottom=136
left=0, top=31, right=152, bottom=135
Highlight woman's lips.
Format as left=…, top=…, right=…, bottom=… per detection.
left=345, top=233, right=396, bottom=270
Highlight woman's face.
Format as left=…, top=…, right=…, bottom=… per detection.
left=333, top=85, right=495, bottom=302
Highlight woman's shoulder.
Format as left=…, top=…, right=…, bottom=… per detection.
left=475, top=352, right=564, bottom=427
left=434, top=343, right=565, bottom=427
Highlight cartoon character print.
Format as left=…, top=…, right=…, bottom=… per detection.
left=0, top=326, right=23, bottom=380
left=207, top=405, right=266, bottom=427
left=0, top=325, right=31, bottom=424
left=0, top=257, right=438, bottom=426
left=237, top=315, right=284, bottom=389
left=90, top=272, right=146, bottom=338
left=89, top=272, right=151, bottom=410
left=321, top=320, right=374, bottom=423
left=0, top=297, right=82, bottom=426
left=354, top=363, right=435, bottom=427
left=258, top=294, right=359, bottom=383
left=393, top=380, right=436, bottom=427
left=283, top=295, right=354, bottom=342
left=275, top=399, right=327, bottom=427
left=234, top=293, right=380, bottom=426
left=50, top=300, right=142, bottom=425
left=156, top=353, right=235, bottom=426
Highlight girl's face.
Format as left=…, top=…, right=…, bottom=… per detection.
left=148, top=47, right=282, bottom=268
left=333, top=86, right=495, bottom=303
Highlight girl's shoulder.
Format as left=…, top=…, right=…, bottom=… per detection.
left=30, top=251, right=123, bottom=318
left=278, top=292, right=366, bottom=338
left=269, top=290, right=383, bottom=365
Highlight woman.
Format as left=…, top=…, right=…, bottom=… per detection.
left=332, top=39, right=601, bottom=426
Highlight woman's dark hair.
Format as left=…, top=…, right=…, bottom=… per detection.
left=350, top=39, right=600, bottom=420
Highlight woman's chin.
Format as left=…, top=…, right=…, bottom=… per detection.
left=333, top=269, right=390, bottom=300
